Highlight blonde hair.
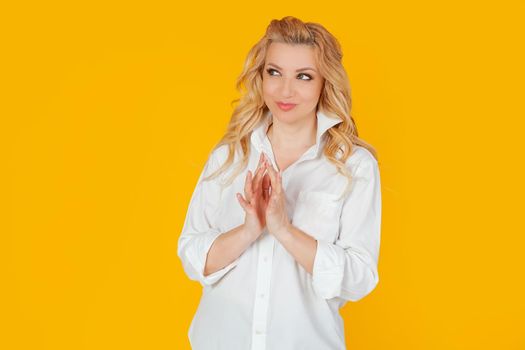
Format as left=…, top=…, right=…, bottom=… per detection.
left=205, top=16, right=378, bottom=200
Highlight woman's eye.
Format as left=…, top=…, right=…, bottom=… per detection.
left=298, top=73, right=312, bottom=81
left=266, top=68, right=312, bottom=81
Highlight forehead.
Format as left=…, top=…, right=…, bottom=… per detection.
left=265, top=42, right=318, bottom=69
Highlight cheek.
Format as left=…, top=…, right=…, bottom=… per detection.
left=301, top=85, right=323, bottom=102
left=262, top=85, right=271, bottom=104
left=262, top=79, right=277, bottom=96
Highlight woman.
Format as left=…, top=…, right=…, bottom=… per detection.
left=178, top=16, right=382, bottom=350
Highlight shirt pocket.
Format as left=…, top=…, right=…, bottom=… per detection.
left=291, top=190, right=343, bottom=243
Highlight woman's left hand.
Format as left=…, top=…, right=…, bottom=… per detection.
left=262, top=154, right=291, bottom=237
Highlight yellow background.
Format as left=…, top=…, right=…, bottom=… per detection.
left=3, top=1, right=524, bottom=349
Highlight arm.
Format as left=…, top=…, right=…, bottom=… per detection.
left=177, top=151, right=246, bottom=286
left=203, top=223, right=257, bottom=276
left=314, top=156, right=382, bottom=302
left=276, top=155, right=382, bottom=302
left=273, top=224, right=317, bottom=275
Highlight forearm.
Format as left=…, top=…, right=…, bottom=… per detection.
left=203, top=224, right=258, bottom=276
left=273, top=224, right=317, bottom=275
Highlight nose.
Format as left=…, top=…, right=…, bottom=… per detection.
left=279, top=77, right=295, bottom=98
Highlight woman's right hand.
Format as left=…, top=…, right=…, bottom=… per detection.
left=236, top=152, right=268, bottom=240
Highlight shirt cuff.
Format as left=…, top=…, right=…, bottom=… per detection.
left=312, top=239, right=345, bottom=299
left=185, top=230, right=240, bottom=286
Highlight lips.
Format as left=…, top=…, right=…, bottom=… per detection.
left=276, top=102, right=297, bottom=111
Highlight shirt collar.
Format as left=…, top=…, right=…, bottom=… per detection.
left=250, top=109, right=343, bottom=158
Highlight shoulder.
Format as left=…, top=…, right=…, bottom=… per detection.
left=339, top=146, right=379, bottom=187
left=209, top=144, right=229, bottom=166
left=205, top=143, right=239, bottom=181
left=345, top=145, right=378, bottom=169
left=209, top=143, right=245, bottom=167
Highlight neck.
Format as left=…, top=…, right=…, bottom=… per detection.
left=266, top=114, right=318, bottom=150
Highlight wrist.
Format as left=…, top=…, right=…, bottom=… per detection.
left=240, top=224, right=261, bottom=243
left=274, top=222, right=293, bottom=242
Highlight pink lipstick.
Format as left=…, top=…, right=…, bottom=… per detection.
left=276, top=102, right=297, bottom=111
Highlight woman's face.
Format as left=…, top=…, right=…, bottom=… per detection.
left=262, top=42, right=324, bottom=125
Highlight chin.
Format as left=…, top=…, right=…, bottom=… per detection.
left=272, top=110, right=295, bottom=123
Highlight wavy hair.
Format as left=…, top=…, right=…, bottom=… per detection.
left=204, top=16, right=378, bottom=200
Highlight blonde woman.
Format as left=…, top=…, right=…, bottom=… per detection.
left=178, top=16, right=382, bottom=350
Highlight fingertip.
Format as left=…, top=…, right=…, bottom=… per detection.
left=236, top=193, right=245, bottom=206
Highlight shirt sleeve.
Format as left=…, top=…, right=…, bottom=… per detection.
left=177, top=150, right=240, bottom=287
left=311, top=154, right=382, bottom=302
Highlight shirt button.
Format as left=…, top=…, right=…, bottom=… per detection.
left=259, top=293, right=265, bottom=298
left=263, top=256, right=268, bottom=262
left=255, top=330, right=263, bottom=335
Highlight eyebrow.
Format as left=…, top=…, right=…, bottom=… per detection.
left=266, top=63, right=317, bottom=73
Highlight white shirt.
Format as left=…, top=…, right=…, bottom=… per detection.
left=177, top=109, right=382, bottom=350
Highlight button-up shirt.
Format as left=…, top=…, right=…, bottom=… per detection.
left=177, top=109, right=382, bottom=350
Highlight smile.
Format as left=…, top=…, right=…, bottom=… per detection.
left=276, top=102, right=297, bottom=111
